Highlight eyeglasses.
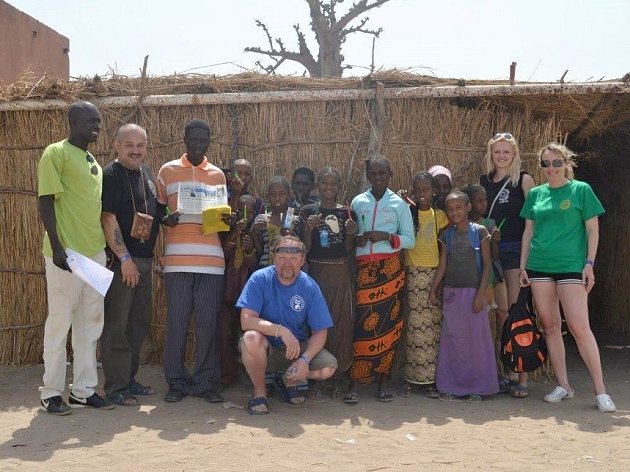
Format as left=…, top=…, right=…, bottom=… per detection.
left=540, top=159, right=564, bottom=168
left=86, top=155, right=98, bottom=175
left=493, top=132, right=513, bottom=140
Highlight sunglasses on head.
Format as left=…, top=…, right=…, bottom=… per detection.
left=272, top=246, right=304, bottom=255
left=86, top=155, right=98, bottom=175
left=493, top=132, right=513, bottom=140
left=540, top=158, right=564, bottom=168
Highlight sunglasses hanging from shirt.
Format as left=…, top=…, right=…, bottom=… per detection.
left=126, top=167, right=153, bottom=243
left=86, top=154, right=99, bottom=175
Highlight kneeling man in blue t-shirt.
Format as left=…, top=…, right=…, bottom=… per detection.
left=237, top=235, right=337, bottom=415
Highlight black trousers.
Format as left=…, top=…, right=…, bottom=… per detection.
left=101, top=257, right=153, bottom=395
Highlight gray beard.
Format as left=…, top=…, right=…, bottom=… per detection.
left=278, top=269, right=297, bottom=282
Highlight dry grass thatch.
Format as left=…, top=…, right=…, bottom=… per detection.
left=0, top=69, right=482, bottom=102
left=0, top=71, right=627, bottom=365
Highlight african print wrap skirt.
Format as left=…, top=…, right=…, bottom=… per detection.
left=351, top=252, right=405, bottom=381
left=403, top=266, right=442, bottom=385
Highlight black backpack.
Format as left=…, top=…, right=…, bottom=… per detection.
left=500, top=288, right=547, bottom=373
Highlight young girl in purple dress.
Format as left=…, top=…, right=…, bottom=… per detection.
left=429, top=191, right=499, bottom=402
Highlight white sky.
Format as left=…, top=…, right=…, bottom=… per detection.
left=8, top=0, right=630, bottom=82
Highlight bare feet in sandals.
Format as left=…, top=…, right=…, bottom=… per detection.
left=331, top=378, right=349, bottom=399
left=512, top=384, right=529, bottom=398
left=276, top=373, right=305, bottom=405
left=400, top=382, right=413, bottom=397
left=107, top=392, right=139, bottom=406
left=307, top=380, right=324, bottom=400
left=343, top=390, right=359, bottom=404
left=377, top=388, right=394, bottom=402
left=248, top=396, right=269, bottom=415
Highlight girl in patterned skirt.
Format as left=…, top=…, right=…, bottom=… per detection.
left=401, top=172, right=449, bottom=398
left=345, top=157, right=415, bottom=403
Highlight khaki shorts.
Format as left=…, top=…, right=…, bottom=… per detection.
left=241, top=337, right=338, bottom=372
left=267, top=341, right=338, bottom=372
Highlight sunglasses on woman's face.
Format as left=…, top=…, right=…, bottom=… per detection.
left=493, top=132, right=513, bottom=140
left=540, top=158, right=564, bottom=168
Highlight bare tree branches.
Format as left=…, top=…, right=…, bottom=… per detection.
left=245, top=21, right=319, bottom=76
left=335, top=0, right=391, bottom=33
left=245, top=0, right=392, bottom=77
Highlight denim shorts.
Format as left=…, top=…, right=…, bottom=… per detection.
left=497, top=240, right=522, bottom=271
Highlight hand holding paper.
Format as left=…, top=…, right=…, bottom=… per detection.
left=65, top=248, right=114, bottom=297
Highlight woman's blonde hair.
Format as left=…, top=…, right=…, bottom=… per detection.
left=485, top=133, right=522, bottom=187
left=538, top=142, right=577, bottom=180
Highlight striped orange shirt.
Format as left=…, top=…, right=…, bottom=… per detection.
left=157, top=154, right=226, bottom=274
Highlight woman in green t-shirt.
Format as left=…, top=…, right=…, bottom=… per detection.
left=519, top=143, right=615, bottom=413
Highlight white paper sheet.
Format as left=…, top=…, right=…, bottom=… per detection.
left=177, top=182, right=228, bottom=214
left=66, top=248, right=114, bottom=297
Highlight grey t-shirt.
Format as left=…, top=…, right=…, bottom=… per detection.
left=439, top=224, right=490, bottom=288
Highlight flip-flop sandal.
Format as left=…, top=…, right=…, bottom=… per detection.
left=247, top=396, right=269, bottom=415
left=377, top=389, right=394, bottom=402
left=512, top=385, right=529, bottom=398
left=498, top=378, right=517, bottom=394
left=343, top=391, right=359, bottom=404
left=424, top=386, right=440, bottom=399
left=129, top=380, right=155, bottom=396
left=107, top=392, right=139, bottom=406
left=439, top=392, right=457, bottom=401
left=400, top=382, right=413, bottom=397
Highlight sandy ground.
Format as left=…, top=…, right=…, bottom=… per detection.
left=1, top=334, right=629, bottom=472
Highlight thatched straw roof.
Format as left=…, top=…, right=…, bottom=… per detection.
left=2, top=70, right=628, bottom=140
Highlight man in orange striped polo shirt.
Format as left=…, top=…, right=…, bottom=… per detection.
left=157, top=119, right=226, bottom=403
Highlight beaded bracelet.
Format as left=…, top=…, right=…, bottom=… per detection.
left=274, top=324, right=282, bottom=338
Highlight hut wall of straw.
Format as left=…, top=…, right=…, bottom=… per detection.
left=573, top=130, right=630, bottom=334
left=0, top=93, right=563, bottom=365
left=5, top=69, right=629, bottom=365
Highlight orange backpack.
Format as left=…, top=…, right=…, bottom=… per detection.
left=500, top=288, right=547, bottom=373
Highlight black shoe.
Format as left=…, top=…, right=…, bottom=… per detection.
left=198, top=389, right=224, bottom=403
left=69, top=392, right=115, bottom=410
left=164, top=388, right=186, bottom=403
left=41, top=396, right=71, bottom=416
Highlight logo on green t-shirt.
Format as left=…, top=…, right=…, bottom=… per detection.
left=560, top=199, right=571, bottom=210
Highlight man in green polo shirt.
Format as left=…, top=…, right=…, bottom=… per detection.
left=38, top=101, right=114, bottom=415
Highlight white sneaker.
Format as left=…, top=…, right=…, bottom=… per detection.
left=595, top=394, right=616, bottom=412
left=544, top=386, right=575, bottom=403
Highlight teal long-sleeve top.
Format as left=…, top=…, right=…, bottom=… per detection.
left=351, top=188, right=415, bottom=259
